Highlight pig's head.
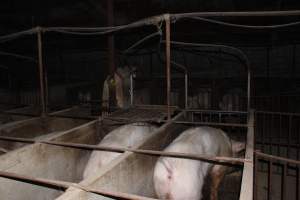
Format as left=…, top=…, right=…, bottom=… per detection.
left=231, top=140, right=246, bottom=157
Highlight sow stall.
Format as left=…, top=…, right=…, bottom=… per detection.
left=57, top=109, right=252, bottom=200
left=0, top=115, right=89, bottom=154
left=0, top=107, right=253, bottom=200
left=0, top=106, right=175, bottom=199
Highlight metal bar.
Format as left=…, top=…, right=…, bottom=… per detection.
left=165, top=14, right=171, bottom=120
left=239, top=109, right=255, bottom=200
left=268, top=160, right=273, bottom=200
left=255, top=141, right=300, bottom=149
left=0, top=135, right=246, bottom=166
left=172, top=10, right=300, bottom=20
left=262, top=113, right=266, bottom=153
left=247, top=58, right=251, bottom=112
left=104, top=116, right=248, bottom=127
left=185, top=73, right=188, bottom=109
left=279, top=113, right=282, bottom=156
left=297, top=165, right=300, bottom=200
left=256, top=110, right=300, bottom=117
left=288, top=115, right=292, bottom=158
left=255, top=151, right=300, bottom=165
left=44, top=61, right=49, bottom=114
left=130, top=73, right=134, bottom=106
left=281, top=163, right=286, bottom=200
left=0, top=171, right=156, bottom=200
left=182, top=108, right=248, bottom=114
left=37, top=28, right=46, bottom=116
left=48, top=114, right=97, bottom=120
left=107, top=0, right=115, bottom=76
left=254, top=153, right=259, bottom=200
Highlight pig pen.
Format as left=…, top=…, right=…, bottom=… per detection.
left=0, top=120, right=110, bottom=200
left=0, top=105, right=175, bottom=200
left=54, top=110, right=252, bottom=200
left=0, top=109, right=253, bottom=200
left=0, top=116, right=89, bottom=154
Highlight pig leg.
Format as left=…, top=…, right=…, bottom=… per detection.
left=210, top=165, right=226, bottom=200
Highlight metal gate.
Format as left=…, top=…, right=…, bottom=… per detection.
left=254, top=111, right=300, bottom=200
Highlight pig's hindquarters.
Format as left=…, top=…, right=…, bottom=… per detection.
left=153, top=127, right=232, bottom=200
left=83, top=123, right=157, bottom=179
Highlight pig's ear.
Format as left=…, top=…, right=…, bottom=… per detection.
left=231, top=140, right=245, bottom=153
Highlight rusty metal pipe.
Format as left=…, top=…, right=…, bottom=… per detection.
left=130, top=73, right=133, bottom=106
left=37, top=28, right=46, bottom=116
left=185, top=72, right=188, bottom=109
left=0, top=135, right=246, bottom=166
left=107, top=0, right=115, bottom=76
left=165, top=14, right=171, bottom=120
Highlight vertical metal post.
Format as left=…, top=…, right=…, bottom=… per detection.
left=254, top=153, right=259, bottom=200
left=185, top=72, right=188, bottom=109
left=107, top=0, right=115, bottom=76
left=247, top=66, right=251, bottom=112
left=130, top=73, right=134, bottom=106
left=288, top=115, right=292, bottom=158
left=267, top=46, right=270, bottom=91
left=165, top=14, right=171, bottom=120
left=268, top=160, right=273, bottom=200
left=297, top=165, right=300, bottom=200
left=281, top=163, right=286, bottom=200
left=37, top=27, right=46, bottom=116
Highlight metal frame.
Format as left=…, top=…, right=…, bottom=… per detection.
left=254, top=110, right=300, bottom=200
left=0, top=109, right=253, bottom=199
left=254, top=151, right=300, bottom=200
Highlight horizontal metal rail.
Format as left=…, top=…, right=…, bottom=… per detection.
left=182, top=108, right=248, bottom=114
left=255, top=110, right=300, bottom=117
left=103, top=116, right=249, bottom=128
left=0, top=135, right=247, bottom=166
left=0, top=171, right=157, bottom=200
left=256, top=141, right=300, bottom=149
left=255, top=151, right=300, bottom=165
left=172, top=10, right=300, bottom=19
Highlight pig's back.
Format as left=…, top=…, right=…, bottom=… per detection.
left=165, top=126, right=232, bottom=157
left=83, top=123, right=156, bottom=179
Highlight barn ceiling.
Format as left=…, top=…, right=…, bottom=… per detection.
left=1, top=0, right=300, bottom=34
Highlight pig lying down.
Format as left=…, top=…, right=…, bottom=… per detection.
left=83, top=123, right=157, bottom=179
left=153, top=126, right=245, bottom=200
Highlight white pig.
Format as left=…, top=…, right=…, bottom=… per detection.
left=83, top=123, right=157, bottom=179
left=153, top=126, right=244, bottom=200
